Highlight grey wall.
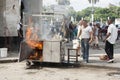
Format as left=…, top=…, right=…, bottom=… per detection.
left=23, top=0, right=42, bottom=14
left=0, top=0, right=20, bottom=37
left=0, top=0, right=6, bottom=36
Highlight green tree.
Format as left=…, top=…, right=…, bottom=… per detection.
left=75, top=6, right=120, bottom=22
left=67, top=6, right=77, bottom=21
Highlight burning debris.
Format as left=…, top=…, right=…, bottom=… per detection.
left=19, top=14, right=66, bottom=68
left=19, top=18, right=43, bottom=62
left=25, top=27, right=43, bottom=50
left=19, top=17, right=64, bottom=62
left=25, top=27, right=43, bottom=61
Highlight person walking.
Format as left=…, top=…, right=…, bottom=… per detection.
left=93, top=23, right=101, bottom=49
left=77, top=20, right=93, bottom=63
left=103, top=19, right=118, bottom=63
left=69, top=21, right=74, bottom=41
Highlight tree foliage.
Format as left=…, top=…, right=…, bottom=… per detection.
left=69, top=6, right=120, bottom=23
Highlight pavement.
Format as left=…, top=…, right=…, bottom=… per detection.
left=0, top=40, right=120, bottom=70
left=0, top=52, right=18, bottom=63
left=80, top=53, right=120, bottom=70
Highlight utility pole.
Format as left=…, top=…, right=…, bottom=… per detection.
left=88, top=0, right=99, bottom=25
left=91, top=0, right=94, bottom=26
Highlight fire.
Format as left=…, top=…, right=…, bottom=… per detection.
left=29, top=51, right=43, bottom=61
left=26, top=27, right=43, bottom=50
left=25, top=18, right=43, bottom=61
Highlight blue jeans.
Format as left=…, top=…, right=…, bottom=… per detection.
left=81, top=39, right=89, bottom=62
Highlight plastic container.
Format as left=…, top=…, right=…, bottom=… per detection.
left=72, top=39, right=80, bottom=49
left=0, top=48, right=8, bottom=57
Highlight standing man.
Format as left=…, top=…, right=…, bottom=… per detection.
left=103, top=19, right=118, bottom=63
left=77, top=20, right=93, bottom=63
left=17, top=22, right=23, bottom=51
left=93, top=23, right=100, bottom=49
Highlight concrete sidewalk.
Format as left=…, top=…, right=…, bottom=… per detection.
left=0, top=52, right=18, bottom=63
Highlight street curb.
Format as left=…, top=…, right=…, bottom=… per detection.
left=0, top=58, right=18, bottom=63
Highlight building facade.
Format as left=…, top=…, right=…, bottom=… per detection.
left=0, top=0, right=20, bottom=37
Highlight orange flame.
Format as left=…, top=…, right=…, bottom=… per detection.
left=25, top=17, right=43, bottom=61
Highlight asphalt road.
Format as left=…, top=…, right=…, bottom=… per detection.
left=0, top=62, right=120, bottom=80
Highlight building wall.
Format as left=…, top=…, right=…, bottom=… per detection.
left=0, top=0, right=20, bottom=37
left=0, top=0, right=6, bottom=36
left=23, top=0, right=42, bottom=14
left=0, top=0, right=43, bottom=37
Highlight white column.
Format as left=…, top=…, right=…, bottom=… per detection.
left=91, top=0, right=94, bottom=25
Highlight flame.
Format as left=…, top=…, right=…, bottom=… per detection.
left=28, top=51, right=43, bottom=61
left=26, top=27, right=43, bottom=50
left=25, top=18, right=43, bottom=61
left=29, top=52, right=38, bottom=59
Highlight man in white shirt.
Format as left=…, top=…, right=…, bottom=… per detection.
left=104, top=19, right=118, bottom=63
left=77, top=20, right=93, bottom=63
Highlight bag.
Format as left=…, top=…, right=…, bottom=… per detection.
left=99, top=55, right=108, bottom=60
left=72, top=39, right=80, bottom=49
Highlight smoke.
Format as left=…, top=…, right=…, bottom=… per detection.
left=57, top=0, right=70, bottom=5
left=41, top=22, right=62, bottom=41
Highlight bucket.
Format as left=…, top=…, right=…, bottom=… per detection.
left=72, top=39, right=80, bottom=49
left=0, top=48, right=8, bottom=58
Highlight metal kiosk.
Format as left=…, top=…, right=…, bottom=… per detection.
left=18, top=13, right=66, bottom=68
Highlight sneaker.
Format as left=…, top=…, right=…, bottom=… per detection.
left=106, top=57, right=110, bottom=61
left=82, top=60, right=89, bottom=63
left=82, top=61, right=87, bottom=64
left=107, top=59, right=114, bottom=63
left=97, top=48, right=101, bottom=50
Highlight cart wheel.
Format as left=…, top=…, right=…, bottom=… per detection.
left=26, top=61, right=31, bottom=68
left=33, top=62, right=39, bottom=65
left=33, top=62, right=42, bottom=69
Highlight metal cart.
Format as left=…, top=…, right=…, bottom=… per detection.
left=19, top=40, right=66, bottom=68
left=18, top=13, right=76, bottom=68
